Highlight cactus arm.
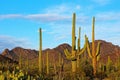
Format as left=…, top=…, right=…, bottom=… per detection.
left=97, top=54, right=100, bottom=61
left=64, top=49, right=77, bottom=60
left=77, top=35, right=87, bottom=56
left=71, top=56, right=77, bottom=61
left=77, top=27, right=81, bottom=51
left=64, top=49, right=71, bottom=57
left=87, top=40, right=92, bottom=58
left=64, top=49, right=72, bottom=59
left=92, top=17, right=95, bottom=57
left=96, top=41, right=101, bottom=57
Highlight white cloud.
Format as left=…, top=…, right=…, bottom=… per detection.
left=0, top=4, right=87, bottom=24
left=0, top=35, right=32, bottom=52
left=55, top=35, right=67, bottom=41
left=44, top=4, right=82, bottom=14
left=0, top=14, right=22, bottom=19
left=105, top=37, right=120, bottom=46
left=25, top=14, right=71, bottom=22
left=76, top=5, right=81, bottom=10
left=44, top=4, right=70, bottom=14
left=96, top=12, right=120, bottom=21
left=0, top=13, right=88, bottom=24
left=92, top=0, right=111, bottom=5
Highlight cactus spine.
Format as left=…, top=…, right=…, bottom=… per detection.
left=39, top=28, right=42, bottom=73
left=87, top=17, right=101, bottom=76
left=46, top=51, right=49, bottom=74
left=64, top=13, right=87, bottom=73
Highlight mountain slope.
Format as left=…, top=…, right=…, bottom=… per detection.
left=1, top=43, right=71, bottom=65
left=0, top=54, right=17, bottom=64
left=1, top=40, right=120, bottom=64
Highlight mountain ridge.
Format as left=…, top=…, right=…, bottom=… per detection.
left=1, top=40, right=120, bottom=64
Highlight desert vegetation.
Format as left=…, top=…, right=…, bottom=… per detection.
left=0, top=13, right=120, bottom=80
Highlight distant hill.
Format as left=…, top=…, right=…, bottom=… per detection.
left=2, top=47, right=38, bottom=61
left=1, top=40, right=120, bottom=64
left=96, top=40, right=120, bottom=63
left=0, top=54, right=17, bottom=64
left=1, top=43, right=71, bottom=65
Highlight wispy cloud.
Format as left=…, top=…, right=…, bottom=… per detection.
left=0, top=4, right=88, bottom=23
left=104, top=37, right=120, bottom=46
left=25, top=14, right=71, bottom=22
left=44, top=4, right=81, bottom=14
left=96, top=12, right=120, bottom=21
left=0, top=35, right=32, bottom=52
left=0, top=14, right=22, bottom=19
left=55, top=35, right=67, bottom=41
left=91, top=0, right=111, bottom=5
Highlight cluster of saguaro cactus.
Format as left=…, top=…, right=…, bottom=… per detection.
left=86, top=17, right=101, bottom=76
left=64, top=13, right=88, bottom=73
left=38, top=13, right=101, bottom=77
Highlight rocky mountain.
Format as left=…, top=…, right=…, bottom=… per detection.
left=0, top=54, right=17, bottom=64
left=1, top=43, right=71, bottom=65
left=2, top=47, right=38, bottom=61
left=1, top=40, right=120, bottom=64
left=96, top=40, right=120, bottom=63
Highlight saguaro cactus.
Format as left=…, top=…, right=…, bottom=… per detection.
left=77, top=27, right=80, bottom=68
left=58, top=53, right=64, bottom=72
left=59, top=53, right=61, bottom=67
left=64, top=13, right=88, bottom=72
left=39, top=28, right=42, bottom=73
left=77, top=27, right=81, bottom=52
left=86, top=17, right=101, bottom=76
left=46, top=51, right=49, bottom=74
left=106, top=56, right=112, bottom=74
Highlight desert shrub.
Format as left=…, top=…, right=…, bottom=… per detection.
left=80, top=59, right=93, bottom=79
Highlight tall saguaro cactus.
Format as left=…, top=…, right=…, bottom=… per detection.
left=77, top=27, right=81, bottom=68
left=71, top=13, right=77, bottom=73
left=64, top=13, right=87, bottom=73
left=46, top=51, right=49, bottom=74
left=39, top=28, right=42, bottom=73
left=87, top=17, right=101, bottom=76
left=77, top=27, right=81, bottom=52
left=59, top=53, right=61, bottom=67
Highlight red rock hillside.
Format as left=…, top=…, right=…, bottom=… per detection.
left=1, top=40, right=120, bottom=65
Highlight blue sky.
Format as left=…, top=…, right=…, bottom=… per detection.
left=0, top=0, right=120, bottom=52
